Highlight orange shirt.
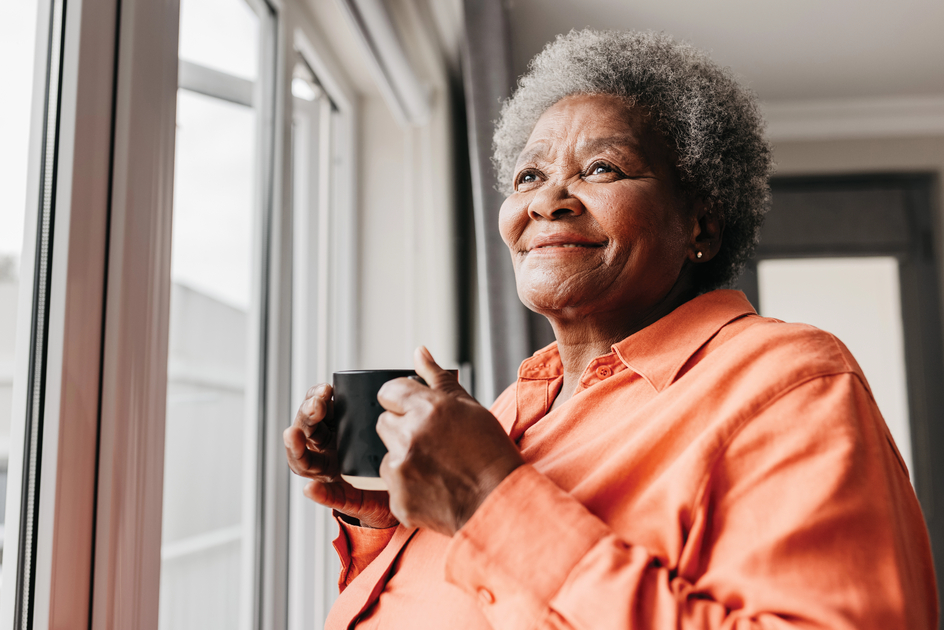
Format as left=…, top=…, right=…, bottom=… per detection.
left=327, top=290, right=937, bottom=629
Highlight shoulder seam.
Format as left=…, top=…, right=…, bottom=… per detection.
left=686, top=368, right=865, bottom=519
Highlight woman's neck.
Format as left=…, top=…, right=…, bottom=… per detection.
left=549, top=332, right=620, bottom=411
left=546, top=286, right=697, bottom=410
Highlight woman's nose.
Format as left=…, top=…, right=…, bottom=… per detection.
left=526, top=182, right=584, bottom=221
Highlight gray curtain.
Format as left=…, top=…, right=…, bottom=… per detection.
left=460, top=0, right=554, bottom=403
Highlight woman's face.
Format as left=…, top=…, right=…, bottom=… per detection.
left=499, top=94, right=700, bottom=324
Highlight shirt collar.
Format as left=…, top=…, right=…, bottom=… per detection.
left=517, top=290, right=756, bottom=391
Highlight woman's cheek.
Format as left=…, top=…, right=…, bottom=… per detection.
left=497, top=197, right=527, bottom=249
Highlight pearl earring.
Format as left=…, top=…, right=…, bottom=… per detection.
left=696, top=251, right=703, bottom=259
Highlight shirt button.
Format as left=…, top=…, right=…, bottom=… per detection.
left=596, top=366, right=612, bottom=378
left=478, top=587, right=495, bottom=605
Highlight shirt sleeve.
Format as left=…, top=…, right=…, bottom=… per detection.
left=443, top=373, right=937, bottom=629
left=332, top=512, right=398, bottom=591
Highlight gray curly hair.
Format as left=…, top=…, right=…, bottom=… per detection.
left=493, top=29, right=773, bottom=293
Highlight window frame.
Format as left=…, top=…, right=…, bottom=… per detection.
left=0, top=0, right=119, bottom=625
left=280, top=8, right=360, bottom=626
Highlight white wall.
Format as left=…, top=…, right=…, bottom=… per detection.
left=347, top=0, right=460, bottom=372
left=356, top=93, right=458, bottom=370
left=357, top=97, right=413, bottom=366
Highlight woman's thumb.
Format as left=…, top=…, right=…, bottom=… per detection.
left=413, top=346, right=468, bottom=397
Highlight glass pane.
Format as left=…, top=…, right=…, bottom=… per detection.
left=159, top=89, right=258, bottom=628
left=178, top=0, right=259, bottom=81
left=170, top=90, right=255, bottom=309
left=757, top=257, right=913, bottom=474
left=0, top=0, right=40, bottom=590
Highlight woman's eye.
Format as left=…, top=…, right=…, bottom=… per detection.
left=589, top=162, right=614, bottom=176
left=515, top=170, right=540, bottom=189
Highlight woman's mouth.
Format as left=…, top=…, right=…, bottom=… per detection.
left=528, top=233, right=605, bottom=251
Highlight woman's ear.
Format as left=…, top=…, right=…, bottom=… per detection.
left=688, top=199, right=724, bottom=263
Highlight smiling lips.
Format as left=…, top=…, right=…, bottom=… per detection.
left=527, top=233, right=604, bottom=252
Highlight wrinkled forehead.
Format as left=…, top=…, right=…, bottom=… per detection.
left=514, top=134, right=650, bottom=170
left=514, top=94, right=672, bottom=173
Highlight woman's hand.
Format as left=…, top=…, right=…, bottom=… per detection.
left=283, top=383, right=399, bottom=529
left=376, top=347, right=525, bottom=536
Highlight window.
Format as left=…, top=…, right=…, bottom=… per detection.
left=159, top=0, right=275, bottom=626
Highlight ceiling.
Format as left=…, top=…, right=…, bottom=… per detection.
left=505, top=0, right=944, bottom=103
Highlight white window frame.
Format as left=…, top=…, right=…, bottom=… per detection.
left=280, top=4, right=360, bottom=625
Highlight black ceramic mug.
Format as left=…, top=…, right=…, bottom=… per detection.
left=333, top=370, right=424, bottom=491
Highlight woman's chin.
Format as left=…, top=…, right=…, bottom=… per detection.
left=517, top=285, right=594, bottom=319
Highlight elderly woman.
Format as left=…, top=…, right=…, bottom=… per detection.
left=284, top=30, right=937, bottom=629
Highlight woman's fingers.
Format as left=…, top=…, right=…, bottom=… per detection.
left=304, top=479, right=399, bottom=529
left=293, top=384, right=333, bottom=435
left=375, top=410, right=411, bottom=458
left=306, top=419, right=333, bottom=449
left=283, top=425, right=338, bottom=480
left=283, top=425, right=308, bottom=461
left=286, top=382, right=338, bottom=477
